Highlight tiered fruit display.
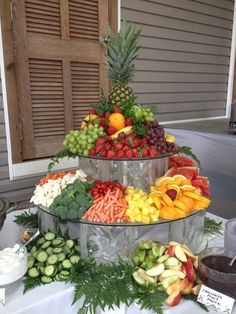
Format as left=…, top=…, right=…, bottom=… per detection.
left=132, top=240, right=201, bottom=306
left=150, top=175, right=211, bottom=220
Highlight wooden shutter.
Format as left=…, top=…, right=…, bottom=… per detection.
left=122, top=0, right=234, bottom=122
left=11, top=0, right=109, bottom=160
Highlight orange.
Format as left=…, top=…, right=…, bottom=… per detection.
left=178, top=196, right=195, bottom=212
left=108, top=113, right=125, bottom=131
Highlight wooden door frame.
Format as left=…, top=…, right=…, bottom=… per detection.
left=0, top=0, right=118, bottom=164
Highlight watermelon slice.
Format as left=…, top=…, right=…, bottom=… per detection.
left=192, top=176, right=210, bottom=196
left=169, top=155, right=195, bottom=168
left=174, top=167, right=199, bottom=181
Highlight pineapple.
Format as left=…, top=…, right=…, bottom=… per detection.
left=106, top=20, right=141, bottom=112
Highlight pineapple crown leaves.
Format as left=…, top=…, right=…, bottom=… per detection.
left=106, top=20, right=141, bottom=84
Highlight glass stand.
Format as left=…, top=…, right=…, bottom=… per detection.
left=79, top=224, right=137, bottom=264
left=168, top=210, right=207, bottom=254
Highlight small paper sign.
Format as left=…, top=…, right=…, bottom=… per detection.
left=0, top=288, right=5, bottom=305
left=197, top=284, right=235, bottom=314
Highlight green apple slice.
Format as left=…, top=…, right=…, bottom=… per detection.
left=146, top=263, right=165, bottom=277
left=133, top=271, right=146, bottom=286
left=157, top=254, right=169, bottom=264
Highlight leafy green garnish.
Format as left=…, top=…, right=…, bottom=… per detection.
left=48, top=149, right=77, bottom=173
left=13, top=212, right=38, bottom=229
left=178, top=146, right=201, bottom=168
left=204, top=217, right=223, bottom=235
left=132, top=122, right=148, bottom=138
left=49, top=179, right=94, bottom=220
left=23, top=277, right=41, bottom=294
left=92, top=95, right=114, bottom=115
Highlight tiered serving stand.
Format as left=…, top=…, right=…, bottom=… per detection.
left=37, top=154, right=206, bottom=264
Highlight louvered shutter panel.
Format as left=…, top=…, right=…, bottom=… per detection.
left=11, top=0, right=109, bottom=160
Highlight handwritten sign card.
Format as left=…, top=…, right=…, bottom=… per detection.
left=0, top=288, right=5, bottom=305
left=197, top=284, right=235, bottom=314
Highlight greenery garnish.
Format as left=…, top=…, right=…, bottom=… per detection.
left=48, top=149, right=77, bottom=173
left=13, top=212, right=38, bottom=228
left=23, top=276, right=41, bottom=294
left=92, top=95, right=114, bottom=115
left=183, top=294, right=209, bottom=311
left=204, top=217, right=223, bottom=235
left=179, top=146, right=201, bottom=168
left=132, top=122, right=148, bottom=138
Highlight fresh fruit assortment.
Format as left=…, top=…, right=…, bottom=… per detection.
left=167, top=155, right=210, bottom=196
left=132, top=240, right=201, bottom=306
left=125, top=186, right=159, bottom=223
left=27, top=232, right=80, bottom=284
left=150, top=175, right=211, bottom=220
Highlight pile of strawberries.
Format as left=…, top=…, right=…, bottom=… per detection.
left=88, top=180, right=124, bottom=199
left=89, top=133, right=159, bottom=159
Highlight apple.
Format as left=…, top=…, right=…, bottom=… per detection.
left=161, top=276, right=179, bottom=290
left=133, top=271, right=146, bottom=286
left=166, top=277, right=190, bottom=295
left=169, top=241, right=182, bottom=246
left=184, top=257, right=195, bottom=283
left=137, top=268, right=156, bottom=284
left=165, top=291, right=182, bottom=307
left=164, top=257, right=181, bottom=268
left=168, top=264, right=182, bottom=271
left=166, top=246, right=175, bottom=257
left=193, top=256, right=199, bottom=269
left=174, top=245, right=187, bottom=262
left=152, top=245, right=165, bottom=257
left=157, top=254, right=169, bottom=264
left=159, top=269, right=185, bottom=281
left=182, top=244, right=196, bottom=260
left=182, top=281, right=194, bottom=295
left=146, top=263, right=165, bottom=277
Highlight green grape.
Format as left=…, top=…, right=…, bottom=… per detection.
left=83, top=149, right=89, bottom=156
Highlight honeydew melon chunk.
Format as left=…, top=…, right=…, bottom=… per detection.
left=146, top=263, right=165, bottom=277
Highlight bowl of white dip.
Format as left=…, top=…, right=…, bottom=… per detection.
left=0, top=244, right=27, bottom=286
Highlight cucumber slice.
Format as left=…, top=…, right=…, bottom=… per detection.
left=44, top=265, right=55, bottom=277
left=74, top=245, right=80, bottom=253
left=44, top=232, right=55, bottom=241
left=41, top=276, right=52, bottom=284
left=58, top=270, right=70, bottom=280
left=47, top=254, right=58, bottom=265
left=66, top=240, right=74, bottom=249
left=63, top=246, right=71, bottom=256
left=55, top=274, right=63, bottom=281
left=41, top=241, right=51, bottom=249
left=33, top=251, right=38, bottom=258
left=28, top=267, right=40, bottom=278
left=70, top=255, right=80, bottom=264
left=57, top=253, right=66, bottom=262
left=62, top=259, right=72, bottom=269
left=36, top=250, right=48, bottom=263
left=53, top=247, right=63, bottom=254
left=37, top=237, right=46, bottom=246
left=46, top=247, right=54, bottom=255
left=52, top=238, right=63, bottom=247
left=28, top=258, right=35, bottom=269
left=30, top=246, right=37, bottom=254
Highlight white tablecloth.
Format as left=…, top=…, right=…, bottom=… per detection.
left=0, top=211, right=234, bottom=314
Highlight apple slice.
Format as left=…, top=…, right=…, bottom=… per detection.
left=157, top=254, right=169, bottom=264
left=146, top=263, right=165, bottom=277
left=182, top=281, right=194, bottom=295
left=174, top=245, right=187, bottom=262
left=161, top=276, right=179, bottom=290
left=191, top=283, right=202, bottom=295
left=152, top=245, right=165, bottom=257
left=159, top=269, right=185, bottom=280
left=168, top=264, right=182, bottom=271
left=166, top=246, right=175, bottom=257
left=193, top=256, right=199, bottom=269
left=132, top=271, right=146, bottom=286
left=164, top=257, right=181, bottom=268
left=166, top=277, right=190, bottom=295
left=137, top=268, right=156, bottom=284
left=169, top=241, right=182, bottom=246
left=182, top=245, right=196, bottom=260
left=165, top=291, right=182, bottom=307
left=184, top=257, right=195, bottom=283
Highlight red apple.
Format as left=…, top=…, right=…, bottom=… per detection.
left=165, top=291, right=182, bottom=307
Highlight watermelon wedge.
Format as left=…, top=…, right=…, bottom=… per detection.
left=169, top=155, right=195, bottom=168
left=174, top=167, right=199, bottom=181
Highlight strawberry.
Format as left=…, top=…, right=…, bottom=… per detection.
left=123, top=145, right=129, bottom=151
left=95, top=145, right=103, bottom=154
left=149, top=148, right=158, bottom=158
left=132, top=148, right=138, bottom=158
left=141, top=148, right=149, bottom=158
left=105, top=136, right=112, bottom=143
left=113, top=107, right=120, bottom=113
left=106, top=127, right=117, bottom=135
left=100, top=149, right=107, bottom=158
left=133, top=139, right=140, bottom=148
left=124, top=139, right=131, bottom=146
left=96, top=138, right=105, bottom=145
left=141, top=138, right=148, bottom=145
left=105, top=112, right=111, bottom=118
left=113, top=143, right=123, bottom=150
left=125, top=149, right=133, bottom=159
left=104, top=142, right=112, bottom=150
left=116, top=150, right=125, bottom=158
left=118, top=133, right=126, bottom=141
left=89, top=147, right=96, bottom=156
left=125, top=118, right=133, bottom=126
left=107, top=150, right=116, bottom=159
left=88, top=108, right=96, bottom=114
left=99, top=117, right=107, bottom=127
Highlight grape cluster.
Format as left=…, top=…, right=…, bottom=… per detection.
left=63, top=125, right=105, bottom=155
left=143, top=108, right=155, bottom=122
left=145, top=122, right=178, bottom=155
